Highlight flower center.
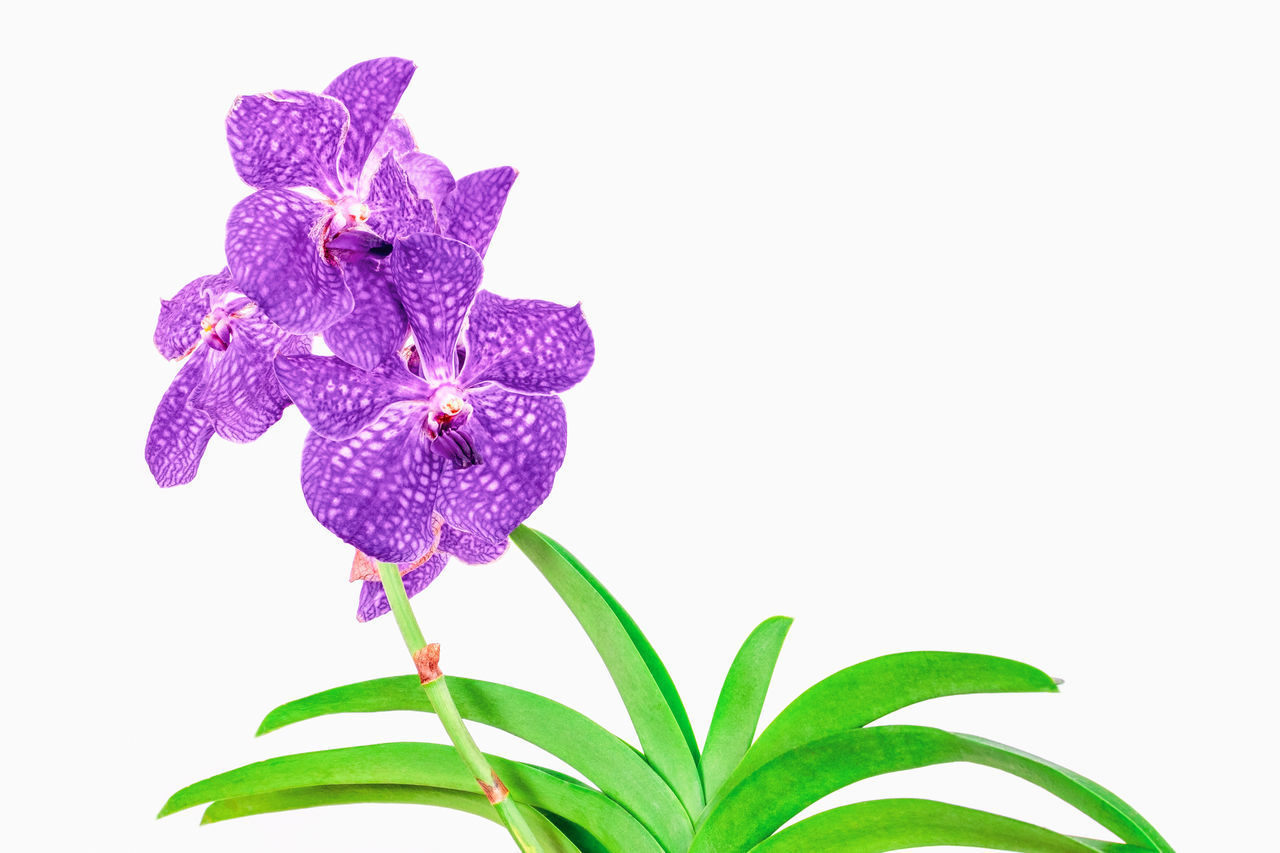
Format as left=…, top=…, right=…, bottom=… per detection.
left=199, top=307, right=233, bottom=351
left=320, top=196, right=390, bottom=264
left=197, top=297, right=253, bottom=352
left=331, top=196, right=371, bottom=232
left=422, top=387, right=481, bottom=469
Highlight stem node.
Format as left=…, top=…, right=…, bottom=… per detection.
left=414, top=643, right=443, bottom=684
left=478, top=772, right=511, bottom=805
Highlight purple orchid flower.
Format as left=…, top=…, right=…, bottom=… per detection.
left=274, top=232, right=594, bottom=563
left=146, top=270, right=308, bottom=487
left=223, top=57, right=420, bottom=340
left=348, top=512, right=509, bottom=621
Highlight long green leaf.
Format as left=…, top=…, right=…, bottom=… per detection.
left=160, top=742, right=665, bottom=853
left=749, top=798, right=1124, bottom=852
left=690, top=726, right=1173, bottom=853
left=699, top=616, right=793, bottom=801
left=257, top=675, right=691, bottom=851
left=511, top=526, right=703, bottom=814
left=725, top=651, right=1058, bottom=794
left=202, top=784, right=582, bottom=852
left=540, top=531, right=700, bottom=763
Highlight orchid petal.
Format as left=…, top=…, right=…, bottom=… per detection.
left=146, top=353, right=215, bottom=487
left=322, top=261, right=410, bottom=371
left=323, top=58, right=416, bottom=191
left=359, top=117, right=417, bottom=196
left=226, top=189, right=353, bottom=334
left=459, top=290, right=594, bottom=394
left=401, top=152, right=456, bottom=213
left=440, top=166, right=517, bottom=258
left=390, top=233, right=484, bottom=381
left=439, top=524, right=509, bottom=564
left=189, top=314, right=296, bottom=443
left=154, top=273, right=218, bottom=359
left=275, top=353, right=422, bottom=441
left=300, top=406, right=443, bottom=563
left=437, top=389, right=567, bottom=542
left=356, top=552, right=448, bottom=622
left=226, top=90, right=347, bottom=195
left=367, top=156, right=437, bottom=241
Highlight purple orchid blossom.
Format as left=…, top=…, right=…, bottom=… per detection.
left=348, top=512, right=509, bottom=621
left=146, top=270, right=308, bottom=487
left=223, top=57, right=419, bottom=339
left=274, top=232, right=594, bottom=563
left=222, top=58, right=520, bottom=376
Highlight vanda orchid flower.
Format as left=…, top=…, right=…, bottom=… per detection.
left=274, top=232, right=594, bottom=563
left=223, top=57, right=520, bottom=372
left=146, top=270, right=307, bottom=486
left=223, top=57, right=419, bottom=335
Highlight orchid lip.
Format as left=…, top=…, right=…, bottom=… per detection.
left=325, top=228, right=392, bottom=261
left=430, top=424, right=482, bottom=469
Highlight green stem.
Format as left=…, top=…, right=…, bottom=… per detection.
left=377, top=562, right=545, bottom=853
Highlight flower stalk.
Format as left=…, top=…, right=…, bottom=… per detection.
left=376, top=562, right=544, bottom=853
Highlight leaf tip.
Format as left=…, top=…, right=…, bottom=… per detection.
left=199, top=806, right=223, bottom=825
left=255, top=712, right=282, bottom=736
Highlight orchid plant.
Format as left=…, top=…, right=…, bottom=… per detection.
left=149, top=59, right=1175, bottom=853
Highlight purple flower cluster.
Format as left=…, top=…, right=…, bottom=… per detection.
left=147, top=59, right=593, bottom=619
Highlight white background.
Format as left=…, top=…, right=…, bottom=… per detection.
left=3, top=1, right=1275, bottom=850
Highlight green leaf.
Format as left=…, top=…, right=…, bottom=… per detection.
left=538, top=530, right=701, bottom=762
left=699, top=616, right=793, bottom=802
left=202, top=784, right=582, bottom=853
left=748, top=798, right=1128, bottom=852
left=511, top=526, right=703, bottom=815
left=1068, top=841, right=1156, bottom=853
left=541, top=812, right=615, bottom=853
left=160, top=741, right=665, bottom=853
left=257, top=674, right=691, bottom=852
left=726, top=651, right=1059, bottom=793
left=691, top=726, right=1173, bottom=853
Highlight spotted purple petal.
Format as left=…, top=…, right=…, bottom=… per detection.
left=440, top=166, right=517, bottom=258
left=323, top=261, right=410, bottom=370
left=154, top=273, right=221, bottom=359
left=439, top=524, right=509, bottom=564
left=300, top=406, right=444, bottom=563
left=367, top=156, right=437, bottom=241
left=276, top=353, right=421, bottom=441
left=437, top=389, right=567, bottom=542
left=226, top=189, right=354, bottom=334
left=146, top=353, right=215, bottom=487
left=459, top=290, right=595, bottom=394
left=226, top=91, right=348, bottom=195
left=356, top=551, right=447, bottom=622
left=323, top=58, right=416, bottom=191
left=189, top=314, right=297, bottom=443
left=401, top=152, right=456, bottom=213
left=359, top=117, right=418, bottom=195
left=391, top=233, right=484, bottom=381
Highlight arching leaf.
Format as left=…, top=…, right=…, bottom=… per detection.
left=258, top=674, right=690, bottom=851
left=700, top=616, right=792, bottom=801
left=511, top=526, right=703, bottom=815
left=160, top=741, right=664, bottom=853
left=692, top=726, right=1172, bottom=853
